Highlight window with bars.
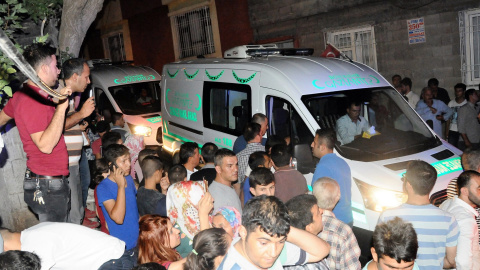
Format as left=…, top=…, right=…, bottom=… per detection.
left=172, top=6, right=215, bottom=59
left=460, top=9, right=480, bottom=86
left=326, top=26, right=377, bottom=70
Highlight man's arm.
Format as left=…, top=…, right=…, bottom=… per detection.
left=0, top=110, right=12, bottom=127
left=286, top=226, right=330, bottom=263
left=30, top=98, right=69, bottom=154
left=336, top=118, right=354, bottom=144
left=453, top=218, right=476, bottom=269
left=457, top=108, right=472, bottom=148
left=65, top=96, right=95, bottom=130
left=444, top=246, right=457, bottom=269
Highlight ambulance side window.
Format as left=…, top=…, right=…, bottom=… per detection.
left=96, top=88, right=114, bottom=123
left=203, top=82, right=251, bottom=136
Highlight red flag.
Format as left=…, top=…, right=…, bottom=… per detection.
left=321, top=44, right=341, bottom=58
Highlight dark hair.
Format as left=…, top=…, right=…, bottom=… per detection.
left=270, top=144, right=291, bottom=167
left=101, top=131, right=122, bottom=150
left=462, top=149, right=480, bottom=170
left=373, top=217, right=418, bottom=264
left=179, top=142, right=199, bottom=165
left=400, top=77, right=412, bottom=89
left=265, top=135, right=286, bottom=153
left=23, top=43, right=56, bottom=71
left=242, top=195, right=290, bottom=237
left=62, top=58, right=86, bottom=80
left=405, top=160, right=437, bottom=195
left=138, top=148, right=158, bottom=165
left=315, top=128, right=336, bottom=149
left=248, top=151, right=269, bottom=170
left=103, top=144, right=130, bottom=166
left=454, top=83, right=467, bottom=92
left=465, top=88, right=477, bottom=102
left=201, top=143, right=218, bottom=163
left=214, top=148, right=236, bottom=167
left=392, top=74, right=401, bottom=81
left=93, top=158, right=110, bottom=184
left=131, top=263, right=167, bottom=270
left=96, top=120, right=111, bottom=134
left=168, top=165, right=187, bottom=184
left=251, top=113, right=267, bottom=125
left=183, top=228, right=231, bottom=270
left=249, top=167, right=274, bottom=188
left=457, top=170, right=480, bottom=195
left=243, top=122, right=261, bottom=142
left=112, top=112, right=124, bottom=125
left=427, top=78, right=439, bottom=87
left=0, top=250, right=41, bottom=270
left=285, top=194, right=318, bottom=230
left=142, top=156, right=164, bottom=180
left=347, top=100, right=362, bottom=108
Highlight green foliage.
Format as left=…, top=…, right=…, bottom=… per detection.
left=24, top=0, right=62, bottom=23
left=34, top=33, right=49, bottom=44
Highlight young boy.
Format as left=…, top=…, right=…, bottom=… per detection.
left=241, top=151, right=272, bottom=205
left=137, top=156, right=165, bottom=216
left=96, top=144, right=139, bottom=251
left=249, top=167, right=275, bottom=197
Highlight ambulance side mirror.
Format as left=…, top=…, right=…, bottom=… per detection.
left=292, top=144, right=315, bottom=174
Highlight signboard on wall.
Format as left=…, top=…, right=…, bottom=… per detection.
left=407, top=17, right=426, bottom=44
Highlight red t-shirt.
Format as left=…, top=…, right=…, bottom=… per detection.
left=3, top=84, right=68, bottom=175
left=91, top=138, right=102, bottom=156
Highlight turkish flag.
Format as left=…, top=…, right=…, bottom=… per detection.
left=321, top=44, right=341, bottom=58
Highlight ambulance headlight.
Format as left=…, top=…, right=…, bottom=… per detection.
left=354, top=178, right=407, bottom=212
left=133, top=125, right=152, bottom=137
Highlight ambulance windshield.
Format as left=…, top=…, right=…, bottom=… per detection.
left=302, top=87, right=441, bottom=161
left=107, top=82, right=161, bottom=115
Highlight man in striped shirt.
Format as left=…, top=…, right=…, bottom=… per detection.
left=378, top=160, right=459, bottom=270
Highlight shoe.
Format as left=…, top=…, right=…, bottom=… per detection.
left=85, top=208, right=96, bottom=219
left=82, top=218, right=100, bottom=229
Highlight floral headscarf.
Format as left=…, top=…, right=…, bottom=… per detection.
left=166, top=181, right=206, bottom=241
left=212, top=206, right=242, bottom=238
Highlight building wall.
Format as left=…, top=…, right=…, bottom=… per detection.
left=216, top=0, right=254, bottom=54
left=248, top=0, right=480, bottom=95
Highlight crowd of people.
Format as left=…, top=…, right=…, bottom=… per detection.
left=0, top=42, right=478, bottom=270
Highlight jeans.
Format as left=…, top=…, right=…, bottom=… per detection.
left=67, top=164, right=84, bottom=224
left=24, top=171, right=70, bottom=222
left=79, top=148, right=91, bottom=207
left=98, top=248, right=137, bottom=270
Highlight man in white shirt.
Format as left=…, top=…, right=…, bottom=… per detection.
left=447, top=83, right=467, bottom=149
left=440, top=170, right=480, bottom=270
left=179, top=142, right=200, bottom=180
left=336, top=101, right=370, bottom=145
left=401, top=77, right=420, bottom=108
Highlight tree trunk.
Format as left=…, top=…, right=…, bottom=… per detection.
left=58, top=0, right=105, bottom=57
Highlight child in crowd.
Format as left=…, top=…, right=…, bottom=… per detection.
left=137, top=156, right=166, bottom=216
left=96, top=144, right=140, bottom=251
left=135, top=148, right=158, bottom=183
left=241, top=153, right=273, bottom=205
left=91, top=120, right=110, bottom=159
left=137, top=215, right=185, bottom=270
left=183, top=228, right=232, bottom=270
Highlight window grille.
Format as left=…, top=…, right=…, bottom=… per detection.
left=172, top=6, right=215, bottom=59
left=460, top=9, right=480, bottom=86
left=326, top=26, right=377, bottom=70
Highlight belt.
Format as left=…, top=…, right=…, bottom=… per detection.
left=27, top=169, right=66, bottom=180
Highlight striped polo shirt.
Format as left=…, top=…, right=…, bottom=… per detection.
left=64, top=100, right=84, bottom=166
left=378, top=203, right=459, bottom=270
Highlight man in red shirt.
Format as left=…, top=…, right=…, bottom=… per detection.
left=0, top=43, right=72, bottom=222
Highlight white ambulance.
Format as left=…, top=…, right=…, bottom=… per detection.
left=88, top=62, right=163, bottom=146
left=160, top=45, right=462, bottom=242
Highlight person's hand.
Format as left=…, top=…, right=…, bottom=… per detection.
left=80, top=121, right=89, bottom=131
left=110, top=165, right=126, bottom=188
left=80, top=97, right=96, bottom=118
left=59, top=86, right=72, bottom=96
left=429, top=106, right=437, bottom=114
left=160, top=175, right=170, bottom=193
left=198, top=191, right=214, bottom=216
left=436, top=115, right=444, bottom=121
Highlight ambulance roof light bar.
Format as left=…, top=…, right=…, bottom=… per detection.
left=224, top=45, right=314, bottom=59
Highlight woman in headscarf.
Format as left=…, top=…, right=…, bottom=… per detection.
left=211, top=206, right=242, bottom=238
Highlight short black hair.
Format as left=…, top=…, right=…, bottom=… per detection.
left=457, top=170, right=480, bottom=195
left=179, top=142, right=199, bottom=165
left=427, top=78, right=439, bottom=87
left=465, top=88, right=477, bottom=102
left=0, top=250, right=41, bottom=270
left=141, top=156, right=164, bottom=180
left=248, top=151, right=269, bottom=170
left=270, top=144, right=291, bottom=167
left=347, top=100, right=362, bottom=108
left=285, top=194, right=317, bottom=230
left=242, top=195, right=290, bottom=237
left=168, top=164, right=187, bottom=184
left=401, top=77, right=412, bottom=89
left=23, top=43, right=56, bottom=71
left=93, top=158, right=110, bottom=184
left=315, top=128, right=336, bottom=149
left=405, top=160, right=437, bottom=195
left=243, top=122, right=261, bottom=142
left=103, top=144, right=130, bottom=165
left=454, top=83, right=466, bottom=92
left=265, top=135, right=286, bottom=152
left=96, top=120, right=110, bottom=133
left=462, top=149, right=480, bottom=170
left=62, top=58, right=86, bottom=80
left=392, top=74, right=401, bottom=81
left=101, top=131, right=122, bottom=150
left=373, top=217, right=418, bottom=264
left=201, top=143, right=218, bottom=163
left=138, top=148, right=158, bottom=165
left=112, top=112, right=124, bottom=125
left=249, top=167, right=274, bottom=188
left=214, top=148, right=236, bottom=167
left=131, top=262, right=167, bottom=270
